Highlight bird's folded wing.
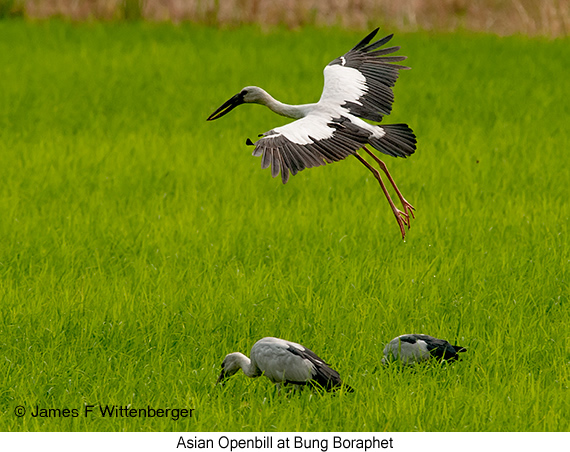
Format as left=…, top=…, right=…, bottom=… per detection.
left=403, top=335, right=458, bottom=360
left=321, top=29, right=409, bottom=123
left=285, top=344, right=343, bottom=389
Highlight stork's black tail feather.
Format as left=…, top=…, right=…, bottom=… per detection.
left=369, top=123, right=417, bottom=158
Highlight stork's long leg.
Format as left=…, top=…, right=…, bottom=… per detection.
left=362, top=146, right=415, bottom=220
left=354, top=151, right=410, bottom=240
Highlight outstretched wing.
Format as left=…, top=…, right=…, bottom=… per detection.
left=248, top=115, right=370, bottom=184
left=320, top=29, right=409, bottom=122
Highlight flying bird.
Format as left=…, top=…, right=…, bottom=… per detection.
left=382, top=334, right=467, bottom=365
left=217, top=337, right=352, bottom=393
left=207, top=28, right=417, bottom=240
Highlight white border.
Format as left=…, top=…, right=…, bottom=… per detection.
left=1, top=432, right=568, bottom=452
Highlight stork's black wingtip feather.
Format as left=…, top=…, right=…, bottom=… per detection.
left=352, top=27, right=380, bottom=51
left=246, top=138, right=255, bottom=146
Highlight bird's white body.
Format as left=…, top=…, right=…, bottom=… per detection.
left=218, top=337, right=349, bottom=392
left=382, top=334, right=467, bottom=365
left=251, top=337, right=314, bottom=383
left=382, top=335, right=431, bottom=365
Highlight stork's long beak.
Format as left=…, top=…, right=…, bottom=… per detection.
left=216, top=370, right=227, bottom=386
left=207, top=92, right=245, bottom=121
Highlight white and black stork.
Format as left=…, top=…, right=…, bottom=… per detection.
left=207, top=28, right=417, bottom=240
left=382, top=334, right=467, bottom=365
left=217, top=337, right=352, bottom=393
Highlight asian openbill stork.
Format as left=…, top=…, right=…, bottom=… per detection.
left=207, top=28, right=417, bottom=239
left=217, top=337, right=353, bottom=393
left=382, top=334, right=467, bottom=365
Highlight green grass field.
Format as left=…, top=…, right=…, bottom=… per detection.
left=0, top=21, right=569, bottom=432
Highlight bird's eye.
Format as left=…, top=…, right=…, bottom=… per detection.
left=241, top=89, right=248, bottom=96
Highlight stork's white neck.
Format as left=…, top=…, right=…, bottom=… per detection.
left=254, top=88, right=316, bottom=120
left=231, top=352, right=259, bottom=378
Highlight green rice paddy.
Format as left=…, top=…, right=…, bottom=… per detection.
left=0, top=21, right=569, bottom=432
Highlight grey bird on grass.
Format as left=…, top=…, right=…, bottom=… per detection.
left=382, top=334, right=467, bottom=365
left=217, top=337, right=353, bottom=393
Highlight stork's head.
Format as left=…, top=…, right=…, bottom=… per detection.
left=207, top=86, right=267, bottom=121
left=216, top=353, right=243, bottom=385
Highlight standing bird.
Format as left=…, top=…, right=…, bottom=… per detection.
left=217, top=337, right=352, bottom=393
left=382, top=334, right=467, bottom=365
left=207, top=28, right=417, bottom=240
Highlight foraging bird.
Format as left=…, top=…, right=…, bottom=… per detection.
left=382, top=334, right=467, bottom=365
left=207, top=28, right=417, bottom=240
left=217, top=337, right=352, bottom=392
